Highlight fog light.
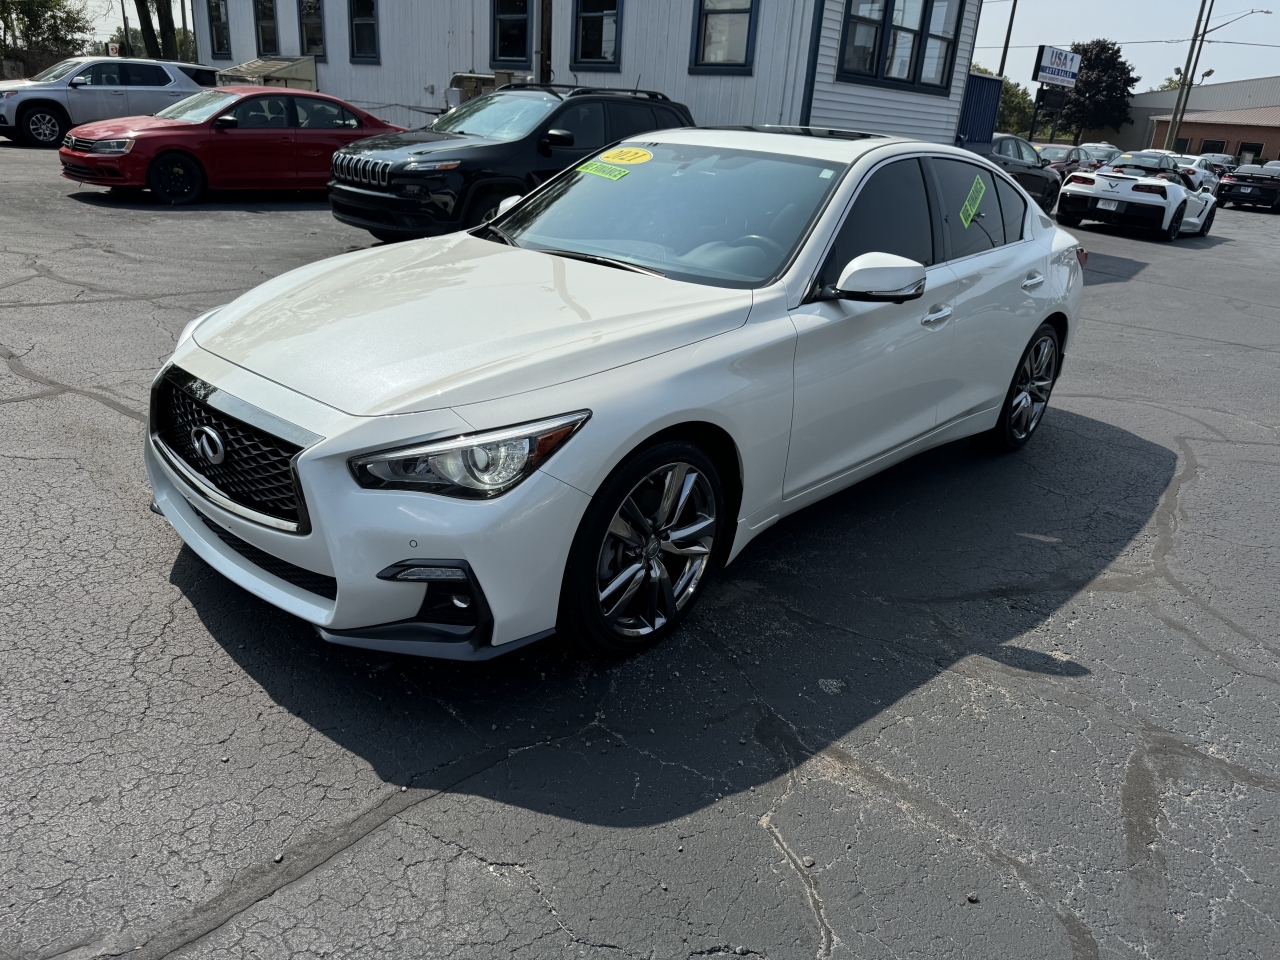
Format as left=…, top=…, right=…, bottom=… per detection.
left=450, top=594, right=471, bottom=609
left=392, top=566, right=468, bottom=582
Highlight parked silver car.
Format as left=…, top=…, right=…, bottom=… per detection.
left=0, top=57, right=215, bottom=147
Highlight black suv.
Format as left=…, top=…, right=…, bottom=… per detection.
left=328, top=84, right=695, bottom=241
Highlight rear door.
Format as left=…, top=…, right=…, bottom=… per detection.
left=931, top=158, right=1048, bottom=425
left=206, top=95, right=296, bottom=189
left=293, top=96, right=366, bottom=188
left=66, top=62, right=127, bottom=124
left=124, top=63, right=182, bottom=115
left=532, top=100, right=605, bottom=183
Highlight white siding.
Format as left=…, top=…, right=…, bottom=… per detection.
left=808, top=0, right=979, bottom=142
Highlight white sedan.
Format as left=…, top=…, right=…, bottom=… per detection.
left=1170, top=154, right=1221, bottom=193
left=146, top=128, right=1084, bottom=660
left=1057, top=150, right=1217, bottom=240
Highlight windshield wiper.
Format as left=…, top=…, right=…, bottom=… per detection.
left=538, top=249, right=666, bottom=278
left=475, top=222, right=519, bottom=247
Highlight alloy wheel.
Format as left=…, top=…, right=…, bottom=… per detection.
left=1008, top=335, right=1058, bottom=441
left=595, top=462, right=717, bottom=637
left=26, top=111, right=60, bottom=144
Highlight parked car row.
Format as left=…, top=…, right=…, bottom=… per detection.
left=1218, top=162, right=1280, bottom=210
left=1057, top=150, right=1218, bottom=240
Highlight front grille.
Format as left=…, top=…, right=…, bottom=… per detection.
left=332, top=153, right=392, bottom=189
left=154, top=375, right=303, bottom=526
left=61, top=162, right=96, bottom=178
left=63, top=135, right=95, bottom=151
left=193, top=506, right=337, bottom=600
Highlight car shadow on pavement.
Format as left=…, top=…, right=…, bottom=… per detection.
left=1071, top=221, right=1234, bottom=249
left=171, top=408, right=1176, bottom=826
left=66, top=187, right=333, bottom=213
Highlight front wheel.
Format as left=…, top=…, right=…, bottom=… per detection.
left=559, top=441, right=725, bottom=657
left=1158, top=202, right=1186, bottom=242
left=986, top=323, right=1061, bottom=452
left=19, top=105, right=67, bottom=148
left=148, top=152, right=205, bottom=205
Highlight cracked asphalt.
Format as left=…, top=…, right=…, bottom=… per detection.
left=2, top=138, right=1278, bottom=960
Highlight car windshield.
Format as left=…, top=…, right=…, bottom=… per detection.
left=1038, top=146, right=1070, bottom=161
left=155, top=90, right=240, bottom=123
left=30, top=60, right=84, bottom=82
left=497, top=143, right=846, bottom=288
left=431, top=91, right=558, bottom=141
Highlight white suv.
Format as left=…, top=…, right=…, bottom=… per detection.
left=0, top=57, right=215, bottom=147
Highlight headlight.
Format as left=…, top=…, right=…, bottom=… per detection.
left=349, top=411, right=590, bottom=498
left=90, top=139, right=135, bottom=155
left=402, top=159, right=461, bottom=172
left=175, top=306, right=224, bottom=350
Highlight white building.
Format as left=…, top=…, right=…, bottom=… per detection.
left=192, top=1, right=983, bottom=140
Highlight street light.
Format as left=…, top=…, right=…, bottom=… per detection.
left=1166, top=6, right=1272, bottom=148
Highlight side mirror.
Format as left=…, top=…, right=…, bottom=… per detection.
left=540, top=128, right=575, bottom=148
left=829, top=253, right=926, bottom=303
left=1039, top=155, right=1051, bottom=167
left=69, top=75, right=88, bottom=88
left=495, top=195, right=522, bottom=217
left=212, top=114, right=239, bottom=129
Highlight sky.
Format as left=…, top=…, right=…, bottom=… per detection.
left=90, top=1, right=189, bottom=43
left=973, top=0, right=1280, bottom=91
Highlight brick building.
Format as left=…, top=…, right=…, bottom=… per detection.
left=1150, top=106, right=1280, bottom=163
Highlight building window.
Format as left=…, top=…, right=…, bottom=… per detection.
left=690, top=0, right=757, bottom=75
left=1199, top=139, right=1226, bottom=154
left=837, top=0, right=966, bottom=96
left=349, top=0, right=379, bottom=62
left=1239, top=141, right=1264, bottom=162
left=254, top=0, right=279, bottom=56
left=207, top=0, right=232, bottom=58
left=491, top=0, right=531, bottom=67
left=299, top=0, right=325, bottom=58
left=572, top=0, right=620, bottom=72
left=1173, top=137, right=1190, bottom=153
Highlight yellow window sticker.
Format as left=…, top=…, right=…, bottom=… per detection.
left=578, top=160, right=629, bottom=181
left=599, top=147, right=653, bottom=165
left=959, top=174, right=986, bottom=228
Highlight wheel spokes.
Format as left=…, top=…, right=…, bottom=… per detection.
left=654, top=464, right=690, bottom=529
left=600, top=563, right=646, bottom=621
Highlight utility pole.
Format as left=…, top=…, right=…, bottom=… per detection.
left=1170, top=0, right=1219, bottom=148
left=119, top=0, right=133, bottom=56
left=1165, top=0, right=1211, bottom=148
left=998, top=0, right=1019, bottom=76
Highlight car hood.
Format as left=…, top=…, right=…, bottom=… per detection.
left=338, top=129, right=502, bottom=160
left=68, top=115, right=190, bottom=139
left=192, top=234, right=753, bottom=417
left=0, top=79, right=40, bottom=93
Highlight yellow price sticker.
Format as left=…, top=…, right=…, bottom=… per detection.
left=599, top=147, right=653, bottom=165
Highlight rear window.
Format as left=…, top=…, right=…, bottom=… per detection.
left=178, top=66, right=218, bottom=87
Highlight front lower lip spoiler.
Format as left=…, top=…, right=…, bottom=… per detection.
left=316, top=624, right=554, bottom=660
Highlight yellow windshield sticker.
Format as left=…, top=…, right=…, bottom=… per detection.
left=959, top=174, right=986, bottom=228
left=578, top=160, right=629, bottom=181
left=599, top=147, right=652, bottom=164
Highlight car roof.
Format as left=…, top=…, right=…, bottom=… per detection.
left=629, top=125, right=954, bottom=164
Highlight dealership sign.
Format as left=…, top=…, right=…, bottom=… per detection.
left=1033, top=45, right=1081, bottom=88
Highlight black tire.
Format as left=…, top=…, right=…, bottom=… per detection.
left=1197, top=204, right=1216, bottom=237
left=18, top=104, right=68, bottom=148
left=1056, top=213, right=1082, bottom=228
left=463, top=187, right=518, bottom=228
left=147, top=151, right=205, bottom=205
left=1158, top=202, right=1186, bottom=242
left=986, top=323, right=1061, bottom=453
left=1038, top=181, right=1060, bottom=213
left=558, top=440, right=726, bottom=657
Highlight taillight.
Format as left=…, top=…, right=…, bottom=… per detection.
left=1133, top=183, right=1167, bottom=198
left=1181, top=167, right=1195, bottom=175
left=1222, top=175, right=1236, bottom=181
left=1067, top=174, right=1095, bottom=186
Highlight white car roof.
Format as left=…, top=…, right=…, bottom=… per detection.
left=625, top=126, right=918, bottom=164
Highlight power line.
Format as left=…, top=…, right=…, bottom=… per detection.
left=975, top=38, right=1280, bottom=48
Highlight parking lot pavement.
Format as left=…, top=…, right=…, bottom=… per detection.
left=1, top=139, right=1277, bottom=959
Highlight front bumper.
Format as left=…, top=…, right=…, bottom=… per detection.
left=58, top=147, right=147, bottom=186
left=145, top=366, right=591, bottom=659
left=1058, top=192, right=1166, bottom=228
left=328, top=181, right=459, bottom=237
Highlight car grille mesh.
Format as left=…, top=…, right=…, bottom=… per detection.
left=193, top=506, right=337, bottom=600
left=63, top=135, right=95, bottom=151
left=332, top=153, right=392, bottom=189
left=155, top=377, right=303, bottom=525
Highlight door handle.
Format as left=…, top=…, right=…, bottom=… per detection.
left=1021, top=273, right=1045, bottom=290
left=921, top=305, right=953, bottom=326
left=111, top=90, right=125, bottom=95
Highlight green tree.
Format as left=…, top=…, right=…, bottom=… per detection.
left=972, top=63, right=1034, bottom=136
left=0, top=0, right=93, bottom=75
left=1060, top=39, right=1140, bottom=143
left=1151, top=75, right=1182, bottom=92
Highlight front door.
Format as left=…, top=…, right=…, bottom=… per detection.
left=532, top=101, right=605, bottom=184
left=124, top=62, right=182, bottom=115
left=206, top=95, right=295, bottom=189
left=293, top=96, right=367, bottom=188
left=66, top=62, right=127, bottom=124
left=785, top=157, right=958, bottom=498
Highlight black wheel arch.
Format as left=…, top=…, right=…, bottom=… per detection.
left=148, top=149, right=208, bottom=182
left=460, top=176, right=530, bottom=221
left=1043, top=312, right=1069, bottom=362
left=17, top=99, right=70, bottom=134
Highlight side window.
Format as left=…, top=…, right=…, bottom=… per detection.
left=817, top=158, right=934, bottom=290
left=995, top=176, right=1026, bottom=243
left=125, top=64, right=173, bottom=86
left=88, top=62, right=125, bottom=85
left=994, top=138, right=1016, bottom=160
left=1017, top=139, right=1039, bottom=165
left=932, top=158, right=1005, bottom=259
left=231, top=96, right=290, bottom=128
left=606, top=102, right=656, bottom=139
left=294, top=98, right=358, bottom=129
left=552, top=102, right=605, bottom=150
left=178, top=67, right=218, bottom=87
left=652, top=105, right=686, bottom=129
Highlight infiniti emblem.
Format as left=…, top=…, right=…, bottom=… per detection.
left=191, top=425, right=226, bottom=465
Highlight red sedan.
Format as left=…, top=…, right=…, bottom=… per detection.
left=58, top=86, right=404, bottom=203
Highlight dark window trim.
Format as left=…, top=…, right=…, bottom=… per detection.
left=254, top=0, right=280, bottom=57
left=348, top=0, right=380, bottom=64
left=570, top=0, right=623, bottom=73
left=687, top=0, right=759, bottom=76
left=207, top=0, right=233, bottom=59
left=297, top=0, right=327, bottom=62
left=490, top=0, right=533, bottom=70
left=834, top=0, right=966, bottom=99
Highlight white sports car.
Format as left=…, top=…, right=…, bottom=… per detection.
left=1057, top=150, right=1217, bottom=240
left=147, top=127, right=1084, bottom=660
